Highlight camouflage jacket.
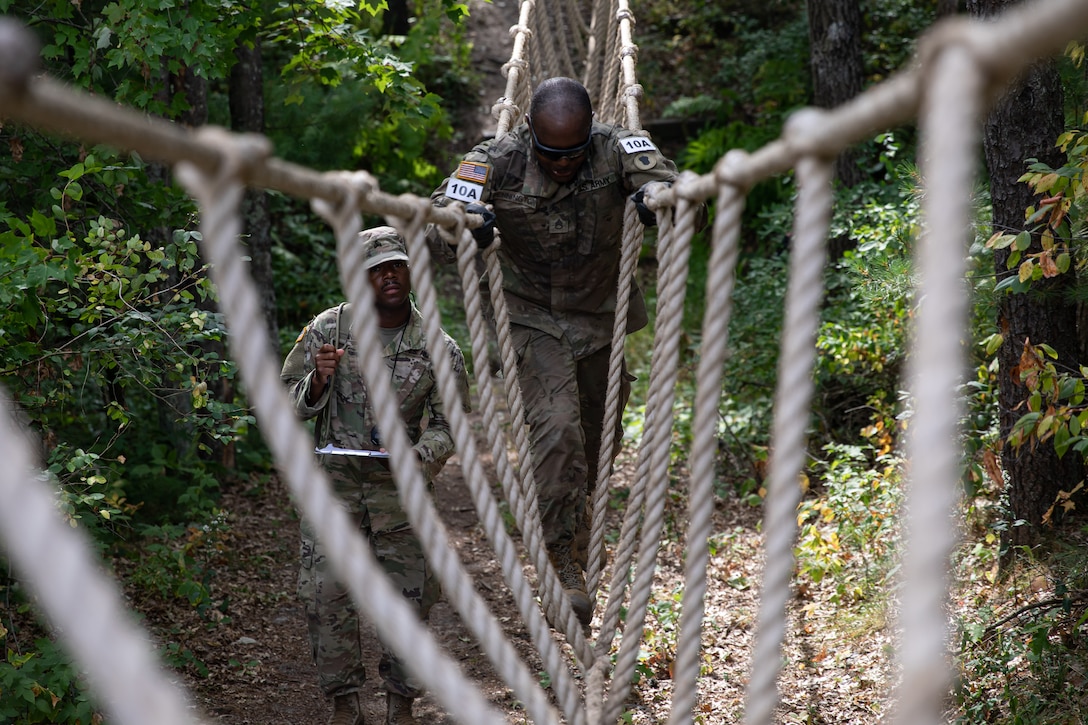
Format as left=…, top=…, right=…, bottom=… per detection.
left=430, top=120, right=684, bottom=360
left=280, top=302, right=470, bottom=483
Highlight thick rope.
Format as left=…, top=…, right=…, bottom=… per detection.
left=590, top=183, right=682, bottom=666
left=601, top=179, right=701, bottom=723
left=474, top=243, right=599, bottom=659
left=0, top=391, right=205, bottom=725
left=533, top=0, right=570, bottom=83
left=581, top=0, right=611, bottom=104
left=891, top=41, right=982, bottom=725
left=451, top=232, right=596, bottom=678
left=597, top=2, right=623, bottom=124
left=615, top=3, right=642, bottom=131
left=495, top=0, right=536, bottom=135
left=585, top=198, right=642, bottom=598
left=668, top=153, right=749, bottom=724
left=173, top=135, right=509, bottom=725
left=395, top=204, right=589, bottom=721
left=743, top=133, right=834, bottom=724
left=311, top=185, right=561, bottom=725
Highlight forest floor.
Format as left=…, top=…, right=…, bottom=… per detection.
left=109, top=2, right=890, bottom=724
left=153, top=445, right=895, bottom=725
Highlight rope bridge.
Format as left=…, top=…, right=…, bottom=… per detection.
left=1, top=0, right=1086, bottom=723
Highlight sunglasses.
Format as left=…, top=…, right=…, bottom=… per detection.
left=527, top=117, right=591, bottom=162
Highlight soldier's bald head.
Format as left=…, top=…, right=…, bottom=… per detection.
left=530, top=77, right=592, bottom=127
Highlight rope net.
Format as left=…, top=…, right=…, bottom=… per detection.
left=2, top=0, right=1088, bottom=723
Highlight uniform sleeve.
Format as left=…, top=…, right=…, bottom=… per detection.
left=425, top=142, right=496, bottom=262
left=616, top=130, right=709, bottom=232
left=280, top=317, right=332, bottom=420
left=412, top=335, right=470, bottom=475
left=614, top=129, right=680, bottom=193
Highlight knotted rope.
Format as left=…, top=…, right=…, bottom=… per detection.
left=668, top=150, right=750, bottom=725
left=316, top=182, right=564, bottom=725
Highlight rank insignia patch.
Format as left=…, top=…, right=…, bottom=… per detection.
left=455, top=161, right=490, bottom=185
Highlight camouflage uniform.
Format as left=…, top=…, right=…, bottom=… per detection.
left=429, top=120, right=684, bottom=565
left=281, top=300, right=469, bottom=700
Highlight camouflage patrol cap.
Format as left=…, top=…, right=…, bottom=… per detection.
left=358, top=226, right=409, bottom=270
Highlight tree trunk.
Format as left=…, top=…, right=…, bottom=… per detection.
left=230, top=37, right=279, bottom=357
left=937, top=0, right=961, bottom=16
left=968, top=0, right=1082, bottom=551
left=176, top=65, right=207, bottom=128
left=383, top=0, right=411, bottom=35
left=806, top=0, right=865, bottom=188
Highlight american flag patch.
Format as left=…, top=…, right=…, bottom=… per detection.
left=455, top=161, right=490, bottom=185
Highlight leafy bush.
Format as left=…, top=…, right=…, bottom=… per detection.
left=952, top=551, right=1088, bottom=725
left=0, top=155, right=251, bottom=532
left=0, top=631, right=101, bottom=725
left=795, top=437, right=902, bottom=604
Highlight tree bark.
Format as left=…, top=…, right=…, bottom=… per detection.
left=968, top=0, right=1082, bottom=550
left=806, top=0, right=865, bottom=188
left=230, top=37, right=279, bottom=357
left=937, top=0, right=961, bottom=17
left=383, top=0, right=411, bottom=35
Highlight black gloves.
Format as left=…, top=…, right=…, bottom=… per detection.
left=466, top=203, right=496, bottom=248
left=630, top=184, right=661, bottom=227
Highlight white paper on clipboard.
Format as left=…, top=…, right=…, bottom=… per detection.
left=315, top=443, right=390, bottom=459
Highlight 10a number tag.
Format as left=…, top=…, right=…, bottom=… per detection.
left=619, top=136, right=658, bottom=154
left=447, top=180, right=484, bottom=203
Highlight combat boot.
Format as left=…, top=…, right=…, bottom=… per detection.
left=386, top=691, right=414, bottom=724
left=550, top=547, right=593, bottom=629
left=329, top=693, right=364, bottom=725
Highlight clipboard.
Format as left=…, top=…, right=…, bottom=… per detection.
left=315, top=443, right=390, bottom=459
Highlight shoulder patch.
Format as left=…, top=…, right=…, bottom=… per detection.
left=294, top=324, right=309, bottom=344
left=633, top=153, right=658, bottom=170
left=619, top=136, right=659, bottom=155
left=455, top=160, right=490, bottom=185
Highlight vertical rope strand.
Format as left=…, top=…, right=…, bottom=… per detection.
left=0, top=389, right=206, bottom=725
left=585, top=202, right=642, bottom=597
left=891, top=42, right=982, bottom=725
left=325, top=195, right=561, bottom=725
left=601, top=187, right=699, bottom=724
left=399, top=210, right=586, bottom=722
left=668, top=158, right=748, bottom=724
left=743, top=139, right=833, bottom=725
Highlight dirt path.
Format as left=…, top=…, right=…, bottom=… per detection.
left=170, top=457, right=536, bottom=724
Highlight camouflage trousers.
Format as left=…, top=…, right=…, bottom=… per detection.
left=512, top=325, right=632, bottom=567
left=298, top=485, right=439, bottom=699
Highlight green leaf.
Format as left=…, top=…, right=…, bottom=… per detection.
left=59, top=162, right=85, bottom=181
left=1057, top=252, right=1070, bottom=273
left=986, top=233, right=1016, bottom=250
left=1054, top=425, right=1071, bottom=457
left=1018, top=261, right=1034, bottom=283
